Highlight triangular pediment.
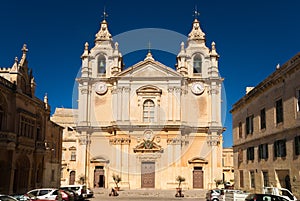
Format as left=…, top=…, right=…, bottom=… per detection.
left=117, top=59, right=182, bottom=78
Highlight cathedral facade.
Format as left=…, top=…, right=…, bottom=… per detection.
left=76, top=17, right=224, bottom=189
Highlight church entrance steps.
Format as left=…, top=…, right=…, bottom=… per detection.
left=93, top=188, right=207, bottom=198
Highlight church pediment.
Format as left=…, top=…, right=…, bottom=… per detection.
left=117, top=60, right=182, bottom=78
left=136, top=85, right=162, bottom=96
left=188, top=157, right=208, bottom=164
left=90, top=156, right=110, bottom=163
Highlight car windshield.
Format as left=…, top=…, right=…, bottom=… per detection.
left=39, top=190, right=50, bottom=196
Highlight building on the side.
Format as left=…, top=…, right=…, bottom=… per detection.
left=222, top=147, right=234, bottom=185
left=51, top=108, right=78, bottom=185
left=0, top=45, right=63, bottom=194
left=75, top=15, right=225, bottom=190
left=231, top=53, right=300, bottom=197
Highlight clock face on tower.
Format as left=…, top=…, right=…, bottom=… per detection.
left=191, top=82, right=205, bottom=95
left=95, top=82, right=108, bottom=95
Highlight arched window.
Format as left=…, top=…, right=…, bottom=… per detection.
left=193, top=54, right=202, bottom=73
left=97, top=55, right=106, bottom=74
left=69, top=171, right=75, bottom=185
left=143, top=100, right=155, bottom=122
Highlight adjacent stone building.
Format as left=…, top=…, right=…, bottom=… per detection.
left=75, top=17, right=225, bottom=190
left=231, top=53, right=300, bottom=197
left=0, top=45, right=63, bottom=194
left=51, top=108, right=78, bottom=185
left=222, top=147, right=234, bottom=185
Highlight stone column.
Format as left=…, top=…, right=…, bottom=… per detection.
left=168, top=87, right=173, bottom=121
left=117, top=87, right=123, bottom=121
left=207, top=133, right=220, bottom=189
left=122, top=87, right=130, bottom=121
left=78, top=132, right=89, bottom=184
left=112, top=85, right=118, bottom=122
left=174, top=87, right=181, bottom=121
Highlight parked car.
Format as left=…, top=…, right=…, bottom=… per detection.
left=0, top=194, right=18, bottom=201
left=245, top=193, right=289, bottom=201
left=26, top=188, right=60, bottom=201
left=206, top=189, right=224, bottom=201
left=262, top=187, right=297, bottom=201
left=60, top=190, right=78, bottom=201
left=60, top=185, right=87, bottom=200
left=59, top=190, right=71, bottom=201
left=86, top=188, right=93, bottom=198
left=10, top=195, right=30, bottom=201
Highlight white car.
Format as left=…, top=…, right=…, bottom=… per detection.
left=26, top=188, right=59, bottom=200
left=206, top=189, right=224, bottom=201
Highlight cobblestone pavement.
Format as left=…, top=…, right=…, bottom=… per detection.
left=90, top=188, right=207, bottom=201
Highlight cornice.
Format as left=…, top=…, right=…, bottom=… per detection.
left=231, top=53, right=300, bottom=113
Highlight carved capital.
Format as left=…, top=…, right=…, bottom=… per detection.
left=207, top=135, right=220, bottom=146
left=80, top=88, right=88, bottom=95
left=168, top=87, right=174, bottom=93
left=167, top=136, right=189, bottom=146
left=123, top=87, right=131, bottom=93
left=109, top=137, right=131, bottom=145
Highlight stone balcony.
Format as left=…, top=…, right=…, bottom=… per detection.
left=0, top=131, right=17, bottom=143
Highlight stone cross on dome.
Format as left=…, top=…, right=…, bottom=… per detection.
left=193, top=6, right=200, bottom=19
left=188, top=6, right=205, bottom=42
left=102, top=7, right=108, bottom=21
left=95, top=7, right=112, bottom=43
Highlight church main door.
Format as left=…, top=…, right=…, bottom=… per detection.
left=193, top=167, right=204, bottom=188
left=141, top=162, right=155, bottom=188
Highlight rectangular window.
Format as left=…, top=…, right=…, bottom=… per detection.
left=258, top=144, right=269, bottom=159
left=260, top=108, right=266, bottom=129
left=247, top=147, right=255, bottom=161
left=238, top=149, right=243, bottom=163
left=238, top=122, right=243, bottom=138
left=250, top=170, right=255, bottom=188
left=239, top=170, right=244, bottom=188
left=297, top=90, right=300, bottom=112
left=262, top=171, right=269, bottom=187
left=295, top=136, right=300, bottom=155
left=71, top=151, right=76, bottom=161
left=62, top=151, right=65, bottom=161
left=276, top=99, right=283, bottom=124
left=274, top=139, right=286, bottom=157
left=246, top=115, right=254, bottom=134
left=51, top=169, right=55, bottom=181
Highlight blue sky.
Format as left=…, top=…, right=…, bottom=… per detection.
left=0, top=0, right=299, bottom=147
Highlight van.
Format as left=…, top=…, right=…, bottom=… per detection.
left=60, top=185, right=87, bottom=200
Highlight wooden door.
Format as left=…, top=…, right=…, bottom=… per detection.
left=141, top=162, right=155, bottom=188
left=193, top=170, right=203, bottom=188
left=69, top=171, right=75, bottom=185
left=94, top=168, right=104, bottom=188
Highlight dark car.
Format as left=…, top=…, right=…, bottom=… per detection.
left=0, top=195, right=18, bottom=201
left=245, top=194, right=289, bottom=201
left=86, top=188, right=93, bottom=198
left=10, top=195, right=30, bottom=201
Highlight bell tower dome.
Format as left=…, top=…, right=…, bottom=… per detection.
left=80, top=13, right=123, bottom=79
